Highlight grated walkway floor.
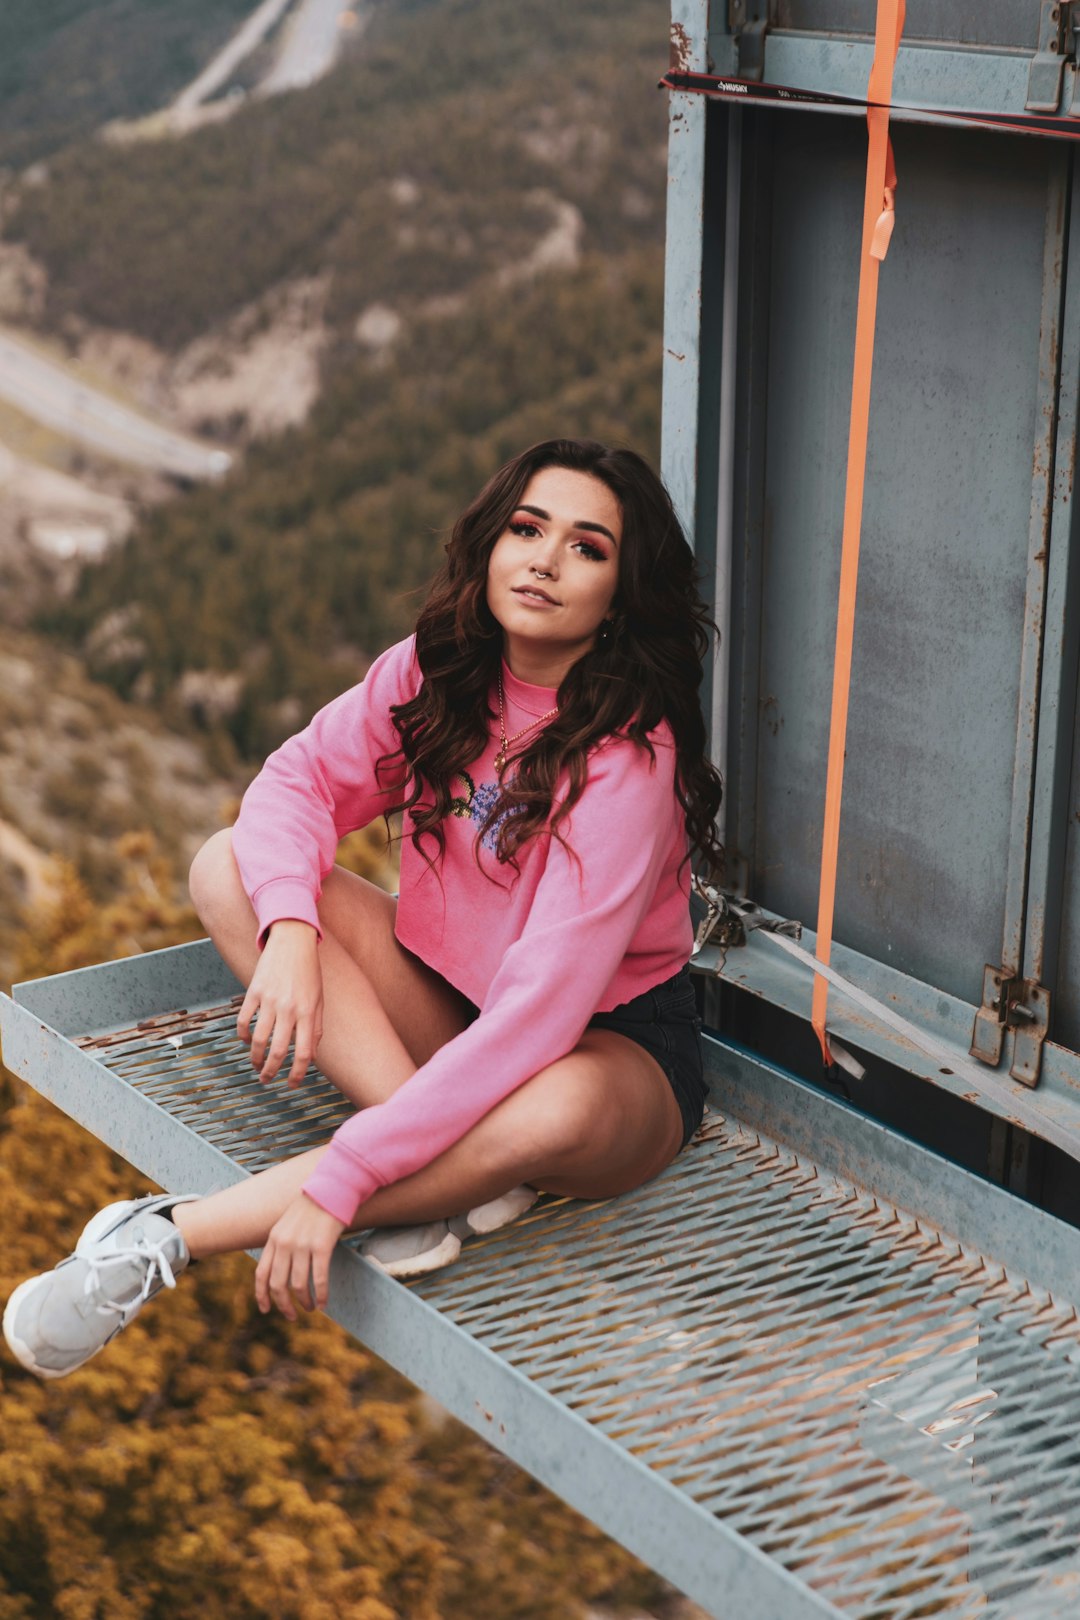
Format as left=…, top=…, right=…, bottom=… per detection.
left=67, top=996, right=1080, bottom=1620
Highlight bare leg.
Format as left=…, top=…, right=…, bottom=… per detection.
left=182, top=828, right=685, bottom=1266
left=189, top=828, right=475, bottom=1106
left=172, top=1026, right=684, bottom=1260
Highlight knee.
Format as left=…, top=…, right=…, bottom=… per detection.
left=524, top=1065, right=612, bottom=1168
left=188, top=827, right=241, bottom=924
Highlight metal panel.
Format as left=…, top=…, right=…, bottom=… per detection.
left=771, top=3, right=1038, bottom=52
left=762, top=39, right=1042, bottom=123
left=705, top=22, right=1052, bottom=120
left=662, top=0, right=712, bottom=541
left=1039, top=162, right=1080, bottom=1051
left=6, top=946, right=1080, bottom=1619
left=11, top=936, right=243, bottom=1038
left=711, top=106, right=743, bottom=829
left=723, top=107, right=773, bottom=894
left=728, top=112, right=1057, bottom=1012
left=1001, top=159, right=1070, bottom=981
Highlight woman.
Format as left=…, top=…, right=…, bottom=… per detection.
left=4, top=439, right=723, bottom=1379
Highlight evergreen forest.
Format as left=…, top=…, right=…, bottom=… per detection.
left=22, top=0, right=670, bottom=760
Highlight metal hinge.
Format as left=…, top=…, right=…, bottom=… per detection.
left=728, top=0, right=769, bottom=81
left=970, top=966, right=1051, bottom=1088
left=1027, top=0, right=1077, bottom=114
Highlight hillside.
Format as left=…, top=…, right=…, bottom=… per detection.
left=0, top=0, right=258, bottom=167
left=15, top=0, right=669, bottom=760
left=9, top=0, right=666, bottom=350
left=42, top=254, right=663, bottom=759
left=0, top=626, right=240, bottom=986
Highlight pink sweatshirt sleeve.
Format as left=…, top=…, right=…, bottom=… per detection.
left=232, top=636, right=418, bottom=944
left=302, top=733, right=686, bottom=1225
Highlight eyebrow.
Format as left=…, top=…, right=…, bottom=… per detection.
left=516, top=504, right=619, bottom=546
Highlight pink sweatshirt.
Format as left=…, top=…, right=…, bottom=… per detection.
left=232, top=635, right=692, bottom=1224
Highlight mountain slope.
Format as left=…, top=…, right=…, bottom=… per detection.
left=43, top=252, right=664, bottom=758
left=27, top=0, right=670, bottom=758
left=9, top=0, right=668, bottom=349
left=0, top=0, right=258, bottom=166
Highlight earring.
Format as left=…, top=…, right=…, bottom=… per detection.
left=598, top=619, right=614, bottom=647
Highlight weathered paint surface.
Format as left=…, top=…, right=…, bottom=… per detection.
left=997, top=165, right=1067, bottom=987
left=722, top=112, right=1058, bottom=1020
left=669, top=18, right=693, bottom=73
left=1025, top=160, right=1080, bottom=1050
left=661, top=0, right=711, bottom=539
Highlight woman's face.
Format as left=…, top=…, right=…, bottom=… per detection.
left=485, top=465, right=622, bottom=684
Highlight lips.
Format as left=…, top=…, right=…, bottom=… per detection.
left=513, top=585, right=558, bottom=605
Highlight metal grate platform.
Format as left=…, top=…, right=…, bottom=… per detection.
left=4, top=939, right=1080, bottom=1620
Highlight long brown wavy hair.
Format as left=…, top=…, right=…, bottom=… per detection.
left=379, top=439, right=724, bottom=879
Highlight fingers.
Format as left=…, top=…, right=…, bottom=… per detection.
left=259, top=1010, right=295, bottom=1084
left=255, top=1238, right=330, bottom=1318
left=255, top=1239, right=304, bottom=1321
left=254, top=1242, right=274, bottom=1316
left=287, top=1012, right=322, bottom=1088
left=239, top=998, right=298, bottom=1083
left=238, top=995, right=322, bottom=1085
left=237, top=990, right=257, bottom=1047
left=311, top=1247, right=332, bottom=1312
left=291, top=1247, right=315, bottom=1312
left=255, top=1197, right=345, bottom=1320
left=238, top=991, right=282, bottom=1075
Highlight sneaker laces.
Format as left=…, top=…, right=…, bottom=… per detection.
left=83, top=1238, right=180, bottom=1317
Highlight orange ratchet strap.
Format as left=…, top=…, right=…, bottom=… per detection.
left=811, top=0, right=906, bottom=1068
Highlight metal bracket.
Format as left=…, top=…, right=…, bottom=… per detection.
left=970, top=966, right=1016, bottom=1068
left=1027, top=0, right=1077, bottom=115
left=728, top=0, right=769, bottom=82
left=969, top=965, right=1051, bottom=1088
left=1009, top=979, right=1052, bottom=1087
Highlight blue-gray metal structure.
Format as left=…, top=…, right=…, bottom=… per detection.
left=4, top=7, right=1080, bottom=1617
left=662, top=2, right=1080, bottom=1219
left=5, top=940, right=1080, bottom=1618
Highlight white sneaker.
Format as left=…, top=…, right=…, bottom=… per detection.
left=361, top=1185, right=538, bottom=1279
left=3, top=1193, right=198, bottom=1380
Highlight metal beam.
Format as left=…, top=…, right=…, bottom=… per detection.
left=662, top=0, right=711, bottom=541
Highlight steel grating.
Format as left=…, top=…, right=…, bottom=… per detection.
left=10, top=987, right=1080, bottom=1619
left=414, top=1138, right=1080, bottom=1620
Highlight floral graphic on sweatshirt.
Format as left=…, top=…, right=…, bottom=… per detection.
left=451, top=773, right=521, bottom=850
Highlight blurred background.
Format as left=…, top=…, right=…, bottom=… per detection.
left=0, top=3, right=703, bottom=1615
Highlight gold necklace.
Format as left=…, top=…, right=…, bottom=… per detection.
left=495, top=672, right=558, bottom=774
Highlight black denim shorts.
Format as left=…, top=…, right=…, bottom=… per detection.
left=587, top=964, right=707, bottom=1149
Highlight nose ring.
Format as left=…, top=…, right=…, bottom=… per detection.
left=532, top=567, right=551, bottom=579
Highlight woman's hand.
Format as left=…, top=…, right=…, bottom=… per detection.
left=255, top=1192, right=346, bottom=1318
left=237, top=919, right=323, bottom=1086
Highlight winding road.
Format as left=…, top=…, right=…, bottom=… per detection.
left=0, top=331, right=231, bottom=481
left=260, top=0, right=365, bottom=95
left=170, top=0, right=365, bottom=122
left=171, top=0, right=296, bottom=116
